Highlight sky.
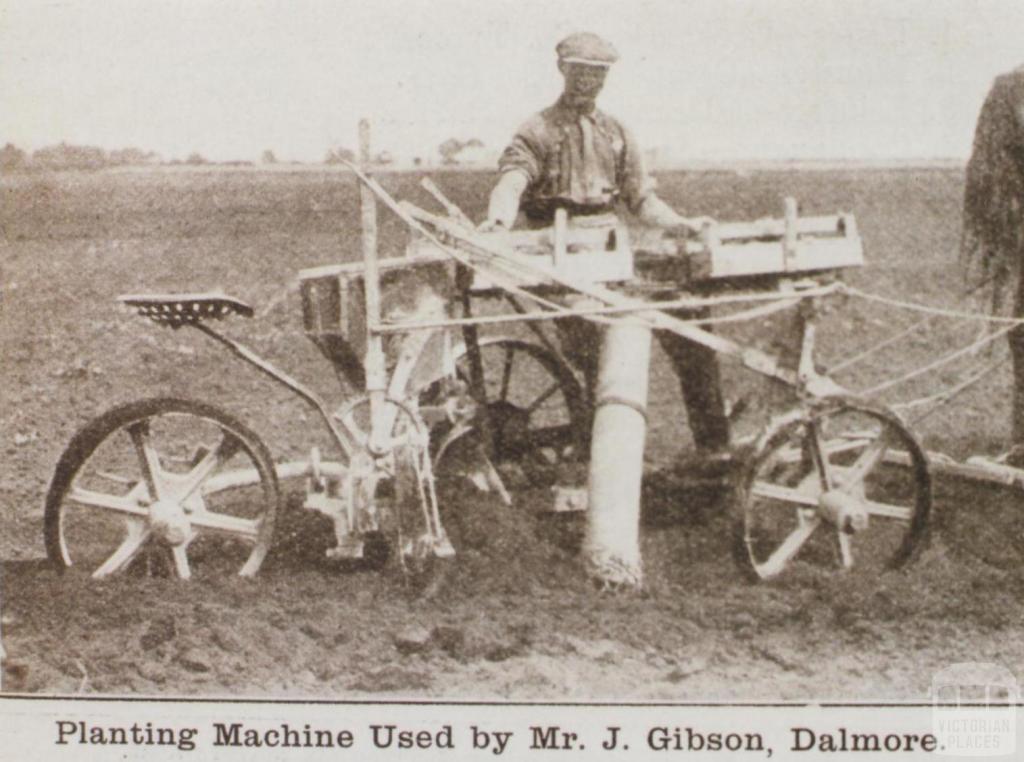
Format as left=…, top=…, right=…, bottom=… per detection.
left=1, top=0, right=1023, bottom=163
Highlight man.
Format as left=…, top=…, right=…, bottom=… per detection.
left=480, top=32, right=731, bottom=453
left=960, top=64, right=1024, bottom=459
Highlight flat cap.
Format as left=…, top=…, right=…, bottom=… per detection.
left=556, top=32, right=619, bottom=67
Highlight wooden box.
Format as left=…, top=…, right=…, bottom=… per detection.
left=686, top=209, right=863, bottom=282
left=299, top=254, right=453, bottom=387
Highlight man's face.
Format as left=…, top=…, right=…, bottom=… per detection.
left=560, top=62, right=608, bottom=109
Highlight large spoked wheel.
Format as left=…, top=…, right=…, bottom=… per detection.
left=454, top=338, right=589, bottom=483
left=733, top=396, right=930, bottom=581
left=44, top=398, right=279, bottom=580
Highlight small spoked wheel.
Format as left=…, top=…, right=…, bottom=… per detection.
left=734, top=396, right=930, bottom=581
left=455, top=338, right=588, bottom=482
left=333, top=395, right=454, bottom=583
left=44, top=398, right=279, bottom=580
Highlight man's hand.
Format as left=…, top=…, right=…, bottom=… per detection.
left=676, top=215, right=716, bottom=234
left=476, top=218, right=507, bottom=234
left=667, top=215, right=716, bottom=239
left=637, top=194, right=715, bottom=234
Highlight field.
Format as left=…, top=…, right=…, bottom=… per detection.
left=1, top=166, right=1023, bottom=698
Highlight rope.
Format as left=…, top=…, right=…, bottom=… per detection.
left=840, top=284, right=1024, bottom=325
left=823, top=284, right=1022, bottom=409
left=826, top=315, right=932, bottom=374
left=856, top=321, right=1017, bottom=397
left=377, top=293, right=802, bottom=333
left=897, top=354, right=1008, bottom=425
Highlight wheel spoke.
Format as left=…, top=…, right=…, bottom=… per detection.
left=188, top=511, right=260, bottom=542
left=523, top=423, right=576, bottom=450
left=128, top=421, right=164, bottom=501
left=525, top=381, right=562, bottom=414
left=837, top=531, right=854, bottom=569
left=91, top=520, right=149, bottom=578
left=751, top=480, right=819, bottom=508
left=838, top=435, right=890, bottom=493
left=338, top=410, right=368, bottom=447
left=67, top=486, right=149, bottom=518
left=175, top=432, right=244, bottom=501
left=807, top=421, right=835, bottom=492
left=756, top=517, right=821, bottom=578
left=862, top=498, right=912, bottom=521
left=171, top=545, right=192, bottom=580
left=499, top=344, right=515, bottom=402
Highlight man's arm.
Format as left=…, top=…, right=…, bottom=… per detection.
left=480, top=169, right=529, bottom=231
left=618, top=121, right=713, bottom=234
left=479, top=117, right=546, bottom=231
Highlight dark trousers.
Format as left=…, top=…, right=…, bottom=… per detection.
left=555, top=311, right=731, bottom=452
left=656, top=311, right=731, bottom=452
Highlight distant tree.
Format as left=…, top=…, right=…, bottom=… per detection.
left=439, top=137, right=486, bottom=165
left=438, top=138, right=464, bottom=165
left=261, top=149, right=277, bottom=164
left=0, top=143, right=26, bottom=171
left=185, top=152, right=207, bottom=166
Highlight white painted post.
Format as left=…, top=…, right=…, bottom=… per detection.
left=782, top=196, right=799, bottom=272
left=552, top=207, right=568, bottom=274
left=359, top=119, right=388, bottom=455
left=583, top=317, right=652, bottom=589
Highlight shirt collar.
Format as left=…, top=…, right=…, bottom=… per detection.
left=555, top=94, right=598, bottom=120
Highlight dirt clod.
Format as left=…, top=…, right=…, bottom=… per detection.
left=393, top=625, right=433, bottom=655
left=136, top=661, right=168, bottom=684
left=140, top=616, right=177, bottom=651
left=210, top=627, right=243, bottom=653
left=430, top=625, right=466, bottom=657
left=176, top=648, right=212, bottom=674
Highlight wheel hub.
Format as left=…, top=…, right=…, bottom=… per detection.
left=148, top=498, right=191, bottom=545
left=817, top=489, right=869, bottom=533
left=487, top=401, right=531, bottom=457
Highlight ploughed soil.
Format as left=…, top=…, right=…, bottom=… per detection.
left=2, top=166, right=1023, bottom=698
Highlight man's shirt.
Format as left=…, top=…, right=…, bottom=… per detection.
left=497, top=96, right=653, bottom=223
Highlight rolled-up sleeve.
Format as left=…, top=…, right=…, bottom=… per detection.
left=617, top=123, right=655, bottom=214
left=497, top=116, right=546, bottom=184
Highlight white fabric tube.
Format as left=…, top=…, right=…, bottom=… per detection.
left=583, top=318, right=652, bottom=589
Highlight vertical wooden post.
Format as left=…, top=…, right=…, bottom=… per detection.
left=359, top=118, right=387, bottom=454
left=552, top=207, right=568, bottom=274
left=783, top=196, right=799, bottom=272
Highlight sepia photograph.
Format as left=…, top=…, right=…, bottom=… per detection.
left=1, top=0, right=1023, bottom=744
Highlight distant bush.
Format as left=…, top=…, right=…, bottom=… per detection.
left=107, top=147, right=158, bottom=166
left=8, top=142, right=159, bottom=171
left=1, top=143, right=27, bottom=170
left=325, top=147, right=355, bottom=165
left=33, top=143, right=106, bottom=170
